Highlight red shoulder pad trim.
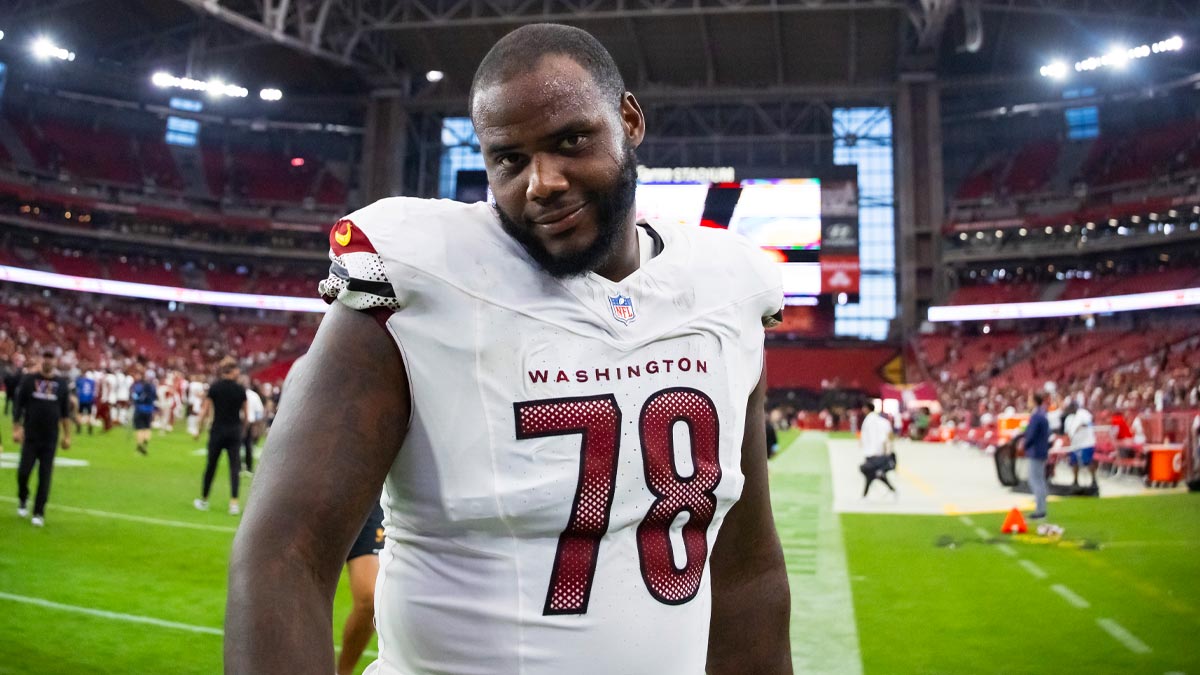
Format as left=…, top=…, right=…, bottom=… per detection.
left=329, top=219, right=380, bottom=256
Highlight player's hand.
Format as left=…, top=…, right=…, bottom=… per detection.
left=61, top=437, right=71, bottom=451
left=12, top=427, right=23, bottom=444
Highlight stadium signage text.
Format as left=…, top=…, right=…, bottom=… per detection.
left=636, top=166, right=735, bottom=183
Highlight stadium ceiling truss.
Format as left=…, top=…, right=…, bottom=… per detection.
left=154, top=0, right=1197, bottom=89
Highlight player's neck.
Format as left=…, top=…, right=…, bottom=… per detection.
left=591, top=218, right=641, bottom=283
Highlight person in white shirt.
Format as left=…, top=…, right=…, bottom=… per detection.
left=186, top=376, right=207, bottom=437
left=859, top=401, right=897, bottom=497
left=1064, top=401, right=1098, bottom=487
left=239, top=375, right=265, bottom=476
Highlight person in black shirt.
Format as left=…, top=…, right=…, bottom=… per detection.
left=13, top=351, right=71, bottom=527
left=194, top=359, right=248, bottom=515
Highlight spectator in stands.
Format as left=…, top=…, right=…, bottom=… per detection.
left=859, top=402, right=897, bottom=498
left=1064, top=400, right=1097, bottom=488
left=1021, top=393, right=1051, bottom=520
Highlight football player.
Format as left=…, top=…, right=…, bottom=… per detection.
left=227, top=23, right=792, bottom=675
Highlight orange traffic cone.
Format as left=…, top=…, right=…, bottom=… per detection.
left=1001, top=508, right=1028, bottom=534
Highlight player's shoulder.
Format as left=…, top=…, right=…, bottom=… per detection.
left=334, top=197, right=493, bottom=248
left=659, top=222, right=783, bottom=316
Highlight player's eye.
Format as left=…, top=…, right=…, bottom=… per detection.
left=558, top=134, right=586, bottom=151
left=495, top=154, right=525, bottom=171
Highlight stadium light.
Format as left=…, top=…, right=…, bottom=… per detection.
left=259, top=88, right=283, bottom=101
left=150, top=71, right=248, bottom=98
left=426, top=70, right=444, bottom=83
left=1039, top=61, right=1069, bottom=80
left=31, top=36, right=75, bottom=62
left=1071, top=36, right=1184, bottom=74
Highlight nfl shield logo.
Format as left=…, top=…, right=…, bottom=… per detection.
left=608, top=294, right=636, bottom=325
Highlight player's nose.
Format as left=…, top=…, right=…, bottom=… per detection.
left=526, top=153, right=569, bottom=203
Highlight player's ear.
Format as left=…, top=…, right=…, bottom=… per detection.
left=619, top=92, right=645, bottom=149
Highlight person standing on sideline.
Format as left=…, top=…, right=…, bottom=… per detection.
left=74, top=366, right=97, bottom=435
left=194, top=360, right=248, bottom=515
left=1064, top=400, right=1098, bottom=488
left=186, top=375, right=206, bottom=437
left=1022, top=393, right=1051, bottom=519
left=13, top=351, right=71, bottom=527
left=130, top=368, right=157, bottom=456
left=859, top=401, right=897, bottom=497
left=337, top=495, right=385, bottom=675
left=239, top=375, right=265, bottom=476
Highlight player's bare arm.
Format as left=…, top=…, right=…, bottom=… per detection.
left=225, top=302, right=408, bottom=674
left=707, top=367, right=792, bottom=674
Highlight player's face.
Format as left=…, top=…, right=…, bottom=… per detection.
left=473, top=55, right=645, bottom=278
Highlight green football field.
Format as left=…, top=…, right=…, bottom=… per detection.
left=1, top=415, right=1198, bottom=674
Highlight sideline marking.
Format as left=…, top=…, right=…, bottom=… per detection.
left=0, top=456, right=89, bottom=469
left=1096, top=618, right=1151, bottom=654
left=895, top=465, right=936, bottom=496
left=957, top=515, right=975, bottom=527
left=0, top=591, right=379, bottom=657
left=1050, top=584, right=1091, bottom=609
left=0, top=591, right=221, bottom=635
left=995, top=543, right=1018, bottom=557
left=0, top=496, right=236, bottom=533
left=1017, top=560, right=1048, bottom=579
left=973, top=527, right=992, bottom=540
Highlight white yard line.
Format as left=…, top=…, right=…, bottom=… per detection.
left=957, top=515, right=976, bottom=527
left=1095, top=618, right=1152, bottom=654
left=0, top=591, right=222, bottom=635
left=973, top=526, right=992, bottom=539
left=0, top=496, right=236, bottom=533
left=0, top=590, right=378, bottom=657
left=994, top=543, right=1018, bottom=557
left=1050, top=584, right=1091, bottom=609
left=1017, top=560, right=1048, bottom=579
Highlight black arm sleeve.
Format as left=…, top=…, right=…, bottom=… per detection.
left=13, top=375, right=31, bottom=424
left=59, top=378, right=71, bottom=418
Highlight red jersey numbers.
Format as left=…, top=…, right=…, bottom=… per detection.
left=514, top=395, right=621, bottom=615
left=513, top=388, right=722, bottom=615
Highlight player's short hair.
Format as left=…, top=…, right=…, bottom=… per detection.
left=1033, top=393, right=1045, bottom=406
left=219, top=361, right=239, bottom=376
left=42, top=350, right=55, bottom=359
left=862, top=401, right=876, bottom=412
left=469, top=23, right=626, bottom=114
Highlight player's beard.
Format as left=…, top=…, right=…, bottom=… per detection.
left=495, top=144, right=638, bottom=278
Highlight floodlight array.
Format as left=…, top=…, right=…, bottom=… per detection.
left=152, top=71, right=249, bottom=98
left=1041, top=36, right=1184, bottom=79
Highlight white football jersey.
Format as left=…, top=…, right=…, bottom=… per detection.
left=320, top=198, right=782, bottom=675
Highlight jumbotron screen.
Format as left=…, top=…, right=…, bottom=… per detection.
left=635, top=178, right=824, bottom=296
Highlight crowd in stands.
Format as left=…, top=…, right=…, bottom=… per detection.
left=915, top=315, right=1200, bottom=434
left=947, top=254, right=1200, bottom=305
left=0, top=284, right=317, bottom=387
left=0, top=222, right=325, bottom=297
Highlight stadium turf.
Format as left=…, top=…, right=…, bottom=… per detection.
left=2, top=415, right=1198, bottom=674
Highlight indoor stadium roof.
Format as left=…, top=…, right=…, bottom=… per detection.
left=3, top=0, right=1198, bottom=108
